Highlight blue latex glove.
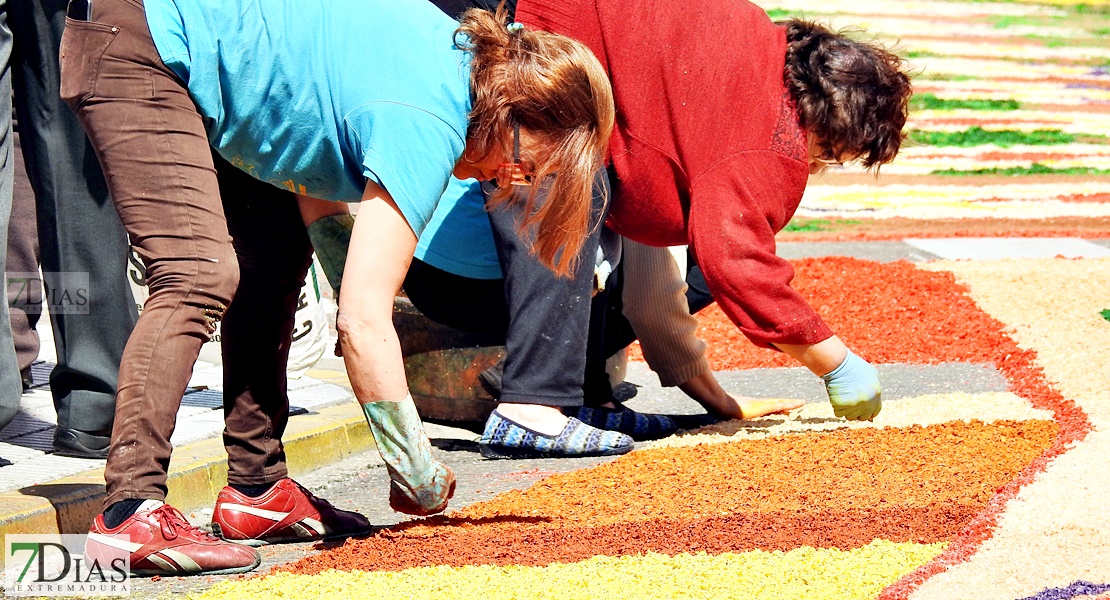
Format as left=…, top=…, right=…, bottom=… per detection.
left=822, top=350, right=882, bottom=421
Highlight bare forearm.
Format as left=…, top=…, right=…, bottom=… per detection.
left=773, top=335, right=848, bottom=377
left=337, top=313, right=409, bottom=403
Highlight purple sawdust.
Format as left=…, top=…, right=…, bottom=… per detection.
left=1019, top=581, right=1110, bottom=600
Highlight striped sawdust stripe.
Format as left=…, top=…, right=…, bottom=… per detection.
left=909, top=112, right=1110, bottom=136
left=650, top=392, right=1053, bottom=447
left=883, top=258, right=1107, bottom=599
left=276, top=420, right=1054, bottom=575
left=796, top=186, right=1110, bottom=219
left=760, top=0, right=1058, bottom=18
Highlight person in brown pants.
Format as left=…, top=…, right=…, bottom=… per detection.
left=62, top=0, right=613, bottom=578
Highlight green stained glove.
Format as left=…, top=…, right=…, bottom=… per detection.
left=362, top=397, right=456, bottom=515
left=822, top=350, right=882, bottom=421
left=306, top=214, right=354, bottom=299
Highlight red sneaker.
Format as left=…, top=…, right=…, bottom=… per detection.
left=211, top=478, right=371, bottom=546
left=85, top=500, right=260, bottom=577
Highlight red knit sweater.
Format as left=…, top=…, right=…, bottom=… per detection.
left=516, top=0, right=834, bottom=348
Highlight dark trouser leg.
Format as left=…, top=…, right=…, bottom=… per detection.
left=594, top=256, right=716, bottom=360
left=683, top=254, right=715, bottom=314
left=582, top=265, right=621, bottom=405
left=11, top=0, right=135, bottom=435
left=61, top=0, right=239, bottom=506
left=216, top=154, right=313, bottom=486
left=488, top=170, right=607, bottom=408
left=6, top=141, right=41, bottom=382
left=0, top=0, right=20, bottom=430
left=403, top=258, right=509, bottom=335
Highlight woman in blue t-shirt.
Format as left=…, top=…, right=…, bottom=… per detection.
left=62, top=0, right=613, bottom=577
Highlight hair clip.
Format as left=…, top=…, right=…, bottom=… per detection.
left=507, top=22, right=524, bottom=34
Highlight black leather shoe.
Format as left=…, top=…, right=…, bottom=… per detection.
left=53, top=428, right=111, bottom=459
left=20, top=367, right=33, bottom=392
left=477, top=358, right=504, bottom=400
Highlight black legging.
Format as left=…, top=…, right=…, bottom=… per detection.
left=403, top=170, right=609, bottom=408
left=424, top=0, right=716, bottom=405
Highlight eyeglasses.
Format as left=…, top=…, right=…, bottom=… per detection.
left=813, top=151, right=845, bottom=168
left=496, top=123, right=535, bottom=187
left=811, top=141, right=854, bottom=168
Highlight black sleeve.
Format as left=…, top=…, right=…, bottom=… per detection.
left=426, top=0, right=516, bottom=20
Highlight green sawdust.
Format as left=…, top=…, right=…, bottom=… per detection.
left=909, top=127, right=1090, bottom=148
left=1101, top=309, right=1110, bottom=322
left=931, top=163, right=1110, bottom=176
left=782, top=219, right=863, bottom=233
left=985, top=2, right=1110, bottom=17
left=914, top=74, right=979, bottom=82
left=765, top=8, right=796, bottom=20
left=909, top=94, right=1020, bottom=111
left=1006, top=16, right=1110, bottom=39
left=1029, top=36, right=1096, bottom=48
left=1074, top=3, right=1110, bottom=17
left=992, top=15, right=1059, bottom=29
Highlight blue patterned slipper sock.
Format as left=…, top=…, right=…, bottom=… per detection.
left=569, top=403, right=677, bottom=441
left=479, top=411, right=634, bottom=460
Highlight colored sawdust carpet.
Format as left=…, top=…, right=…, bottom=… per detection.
left=278, top=422, right=1053, bottom=572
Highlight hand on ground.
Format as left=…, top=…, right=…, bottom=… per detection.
left=737, top=396, right=805, bottom=420
left=389, top=461, right=456, bottom=516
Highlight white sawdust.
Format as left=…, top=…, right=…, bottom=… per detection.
left=648, top=392, right=1050, bottom=450
left=910, top=258, right=1110, bottom=599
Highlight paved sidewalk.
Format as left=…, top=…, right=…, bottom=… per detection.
left=0, top=358, right=351, bottom=494
left=0, top=300, right=360, bottom=537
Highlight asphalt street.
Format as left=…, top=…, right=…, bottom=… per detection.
left=116, top=349, right=1008, bottom=599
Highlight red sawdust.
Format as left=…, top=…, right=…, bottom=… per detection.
left=287, top=509, right=972, bottom=572
left=630, top=257, right=1016, bottom=369
left=633, top=256, right=1089, bottom=442
left=283, top=420, right=1055, bottom=574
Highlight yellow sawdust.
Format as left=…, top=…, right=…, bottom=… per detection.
left=189, top=540, right=945, bottom=600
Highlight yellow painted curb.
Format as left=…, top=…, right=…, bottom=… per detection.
left=0, top=400, right=371, bottom=537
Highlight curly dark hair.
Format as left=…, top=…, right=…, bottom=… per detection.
left=782, top=19, right=912, bottom=169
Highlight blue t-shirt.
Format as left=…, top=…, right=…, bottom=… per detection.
left=144, top=0, right=472, bottom=237
left=415, top=177, right=502, bottom=279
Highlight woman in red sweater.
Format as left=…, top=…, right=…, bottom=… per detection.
left=418, top=0, right=913, bottom=455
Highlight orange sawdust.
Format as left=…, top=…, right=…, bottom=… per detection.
left=283, top=419, right=1055, bottom=574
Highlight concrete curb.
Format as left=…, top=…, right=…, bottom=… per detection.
left=0, top=401, right=372, bottom=537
